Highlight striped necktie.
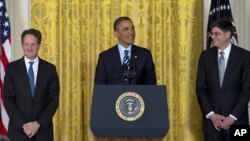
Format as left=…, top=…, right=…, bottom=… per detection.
left=123, top=50, right=130, bottom=65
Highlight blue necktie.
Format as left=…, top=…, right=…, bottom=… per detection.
left=28, top=62, right=35, bottom=96
left=123, top=50, right=130, bottom=65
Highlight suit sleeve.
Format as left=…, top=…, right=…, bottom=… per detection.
left=143, top=50, right=156, bottom=85
left=37, top=66, right=60, bottom=129
left=94, top=53, right=107, bottom=84
left=196, top=51, right=214, bottom=116
left=4, top=65, right=27, bottom=131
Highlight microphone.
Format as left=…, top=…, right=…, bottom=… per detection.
left=122, top=63, right=129, bottom=85
left=121, top=58, right=136, bottom=85
left=122, top=64, right=128, bottom=77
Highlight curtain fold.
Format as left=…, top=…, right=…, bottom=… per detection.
left=31, top=0, right=203, bottom=140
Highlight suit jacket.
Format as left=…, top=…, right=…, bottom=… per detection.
left=4, top=57, right=60, bottom=141
left=94, top=44, right=156, bottom=85
left=196, top=44, right=250, bottom=133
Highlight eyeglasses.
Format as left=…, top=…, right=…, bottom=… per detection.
left=209, top=32, right=225, bottom=37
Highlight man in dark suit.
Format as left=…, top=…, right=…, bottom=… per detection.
left=196, top=19, right=250, bottom=141
left=94, top=16, right=156, bottom=85
left=4, top=29, right=60, bottom=141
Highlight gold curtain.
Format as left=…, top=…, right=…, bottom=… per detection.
left=31, top=0, right=203, bottom=140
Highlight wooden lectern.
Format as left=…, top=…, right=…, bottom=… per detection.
left=90, top=85, right=169, bottom=141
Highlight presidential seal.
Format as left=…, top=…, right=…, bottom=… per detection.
left=115, top=92, right=145, bottom=121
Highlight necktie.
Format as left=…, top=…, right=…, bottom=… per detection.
left=218, top=51, right=225, bottom=87
left=123, top=50, right=130, bottom=65
left=28, top=62, right=35, bottom=96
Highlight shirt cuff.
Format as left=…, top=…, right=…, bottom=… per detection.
left=229, top=114, right=237, bottom=121
left=206, top=111, right=214, bottom=119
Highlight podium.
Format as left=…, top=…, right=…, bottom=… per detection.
left=90, top=85, right=169, bottom=141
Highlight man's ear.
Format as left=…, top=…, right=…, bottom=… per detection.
left=114, top=31, right=119, bottom=38
left=226, top=31, right=231, bottom=39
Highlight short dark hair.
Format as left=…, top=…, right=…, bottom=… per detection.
left=21, top=28, right=42, bottom=44
left=113, top=16, right=132, bottom=31
left=210, top=18, right=236, bottom=38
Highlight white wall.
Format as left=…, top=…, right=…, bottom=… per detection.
left=231, top=0, right=250, bottom=50
left=203, top=0, right=250, bottom=50
left=6, top=0, right=30, bottom=61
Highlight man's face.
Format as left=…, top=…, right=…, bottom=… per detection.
left=22, top=34, right=40, bottom=60
left=114, top=20, right=135, bottom=48
left=211, top=27, right=231, bottom=49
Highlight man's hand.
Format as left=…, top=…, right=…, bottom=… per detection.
left=220, top=116, right=235, bottom=129
left=23, top=121, right=40, bottom=138
left=209, top=113, right=225, bottom=131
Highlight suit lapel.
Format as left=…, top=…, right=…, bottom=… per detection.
left=113, top=45, right=123, bottom=67
left=130, top=45, right=138, bottom=66
left=18, top=58, right=33, bottom=98
left=211, top=49, right=221, bottom=89
left=34, top=58, right=45, bottom=98
left=222, top=45, right=236, bottom=88
left=112, top=45, right=124, bottom=83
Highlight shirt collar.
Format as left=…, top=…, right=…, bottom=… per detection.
left=118, top=44, right=132, bottom=53
left=24, top=56, right=39, bottom=65
left=218, top=43, right=232, bottom=56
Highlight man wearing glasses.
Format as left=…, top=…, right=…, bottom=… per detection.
left=196, top=19, right=250, bottom=141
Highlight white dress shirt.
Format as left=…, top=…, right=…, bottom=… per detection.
left=24, top=56, right=39, bottom=86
